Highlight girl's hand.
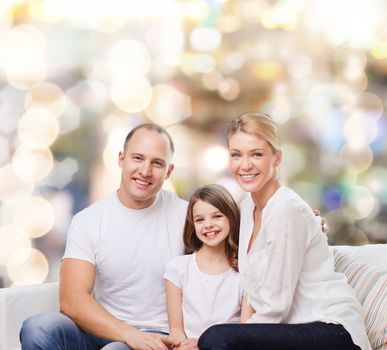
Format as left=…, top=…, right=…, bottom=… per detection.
left=173, top=338, right=198, bottom=350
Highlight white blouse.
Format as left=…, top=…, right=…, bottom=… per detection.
left=238, top=187, right=371, bottom=350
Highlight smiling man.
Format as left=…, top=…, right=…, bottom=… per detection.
left=20, top=124, right=188, bottom=350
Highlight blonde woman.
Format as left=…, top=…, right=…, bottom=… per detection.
left=198, top=112, right=371, bottom=350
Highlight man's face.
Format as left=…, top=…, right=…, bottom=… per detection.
left=117, top=128, right=174, bottom=209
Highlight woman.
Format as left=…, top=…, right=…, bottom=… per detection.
left=198, top=112, right=371, bottom=350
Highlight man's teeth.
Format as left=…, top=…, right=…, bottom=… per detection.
left=136, top=179, right=150, bottom=185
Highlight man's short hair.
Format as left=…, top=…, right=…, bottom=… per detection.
left=123, top=123, right=175, bottom=154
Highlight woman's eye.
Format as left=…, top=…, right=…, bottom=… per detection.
left=230, top=153, right=241, bottom=159
left=253, top=152, right=263, bottom=157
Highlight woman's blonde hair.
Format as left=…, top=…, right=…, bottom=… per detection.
left=227, top=112, right=281, bottom=153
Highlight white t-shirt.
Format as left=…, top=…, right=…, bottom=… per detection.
left=164, top=253, right=242, bottom=338
left=63, top=189, right=188, bottom=332
left=238, top=186, right=371, bottom=350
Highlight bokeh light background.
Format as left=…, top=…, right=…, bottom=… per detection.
left=1, top=0, right=387, bottom=288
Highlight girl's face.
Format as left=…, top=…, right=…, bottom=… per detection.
left=192, top=199, right=230, bottom=249
left=228, top=131, right=281, bottom=194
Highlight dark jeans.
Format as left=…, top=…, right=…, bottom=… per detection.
left=198, top=322, right=361, bottom=350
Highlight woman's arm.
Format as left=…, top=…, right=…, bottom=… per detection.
left=165, top=280, right=187, bottom=342
left=240, top=294, right=255, bottom=323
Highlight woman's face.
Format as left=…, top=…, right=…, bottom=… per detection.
left=228, top=131, right=281, bottom=194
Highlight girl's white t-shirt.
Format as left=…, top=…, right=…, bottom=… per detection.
left=164, top=253, right=242, bottom=338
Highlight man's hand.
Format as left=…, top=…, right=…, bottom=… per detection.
left=124, top=329, right=180, bottom=350
left=173, top=338, right=198, bottom=350
left=313, top=209, right=329, bottom=234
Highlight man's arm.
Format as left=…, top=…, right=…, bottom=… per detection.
left=60, top=258, right=177, bottom=350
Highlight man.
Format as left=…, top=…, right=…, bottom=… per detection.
left=20, top=124, right=188, bottom=350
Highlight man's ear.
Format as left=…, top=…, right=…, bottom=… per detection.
left=165, top=163, right=174, bottom=179
left=118, top=151, right=125, bottom=168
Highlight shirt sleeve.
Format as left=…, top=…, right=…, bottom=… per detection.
left=62, top=212, right=96, bottom=265
left=246, top=200, right=319, bottom=323
left=163, top=256, right=184, bottom=288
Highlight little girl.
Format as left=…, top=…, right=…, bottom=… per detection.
left=164, top=184, right=244, bottom=349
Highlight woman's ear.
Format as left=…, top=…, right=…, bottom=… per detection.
left=274, top=150, right=282, bottom=167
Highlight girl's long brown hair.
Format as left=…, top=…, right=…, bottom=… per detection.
left=183, top=184, right=240, bottom=271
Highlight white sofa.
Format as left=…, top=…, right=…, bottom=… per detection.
left=1, top=244, right=386, bottom=350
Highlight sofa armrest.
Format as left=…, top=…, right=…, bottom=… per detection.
left=0, top=282, right=59, bottom=350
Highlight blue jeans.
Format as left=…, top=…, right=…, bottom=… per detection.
left=20, top=312, right=167, bottom=350
left=198, top=322, right=361, bottom=350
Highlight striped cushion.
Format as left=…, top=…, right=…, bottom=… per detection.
left=334, top=250, right=387, bottom=350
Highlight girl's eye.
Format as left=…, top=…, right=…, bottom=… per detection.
left=214, top=214, right=223, bottom=218
left=194, top=218, right=203, bottom=223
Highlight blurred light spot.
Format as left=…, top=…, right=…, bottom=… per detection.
left=340, top=144, right=373, bottom=174
left=218, top=78, right=240, bottom=101
left=67, top=80, right=108, bottom=113
left=0, top=84, right=26, bottom=134
left=253, top=61, right=284, bottom=81
left=287, top=54, right=312, bottom=79
left=201, top=70, right=223, bottom=91
left=0, top=25, right=47, bottom=90
left=221, top=52, right=245, bottom=73
left=180, top=0, right=209, bottom=21
left=217, top=14, right=242, bottom=33
left=108, top=40, right=151, bottom=77
left=343, top=112, right=378, bottom=150
left=343, top=186, right=375, bottom=220
left=190, top=27, right=222, bottom=52
left=322, top=188, right=343, bottom=210
left=41, top=157, right=78, bottom=189
left=17, top=108, right=59, bottom=148
left=280, top=143, right=306, bottom=179
left=0, top=225, right=31, bottom=265
left=201, top=145, right=229, bottom=174
left=0, top=3, right=13, bottom=30
left=355, top=91, right=384, bottom=120
left=12, top=146, right=54, bottom=182
left=145, top=21, right=184, bottom=67
left=166, top=124, right=195, bottom=167
left=83, top=0, right=128, bottom=33
left=13, top=196, right=55, bottom=238
left=7, top=247, right=49, bottom=286
left=0, top=164, right=34, bottom=203
left=0, top=136, right=9, bottom=163
left=182, top=54, right=215, bottom=75
left=25, top=82, right=66, bottom=116
left=111, top=75, right=152, bottom=113
left=29, top=0, right=63, bottom=23
left=4, top=57, right=47, bottom=90
left=0, top=24, right=46, bottom=59
left=59, top=99, right=81, bottom=134
left=370, top=40, right=387, bottom=59
left=145, top=84, right=191, bottom=125
left=270, top=83, right=291, bottom=124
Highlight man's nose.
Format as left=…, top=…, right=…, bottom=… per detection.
left=140, top=161, right=152, bottom=176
